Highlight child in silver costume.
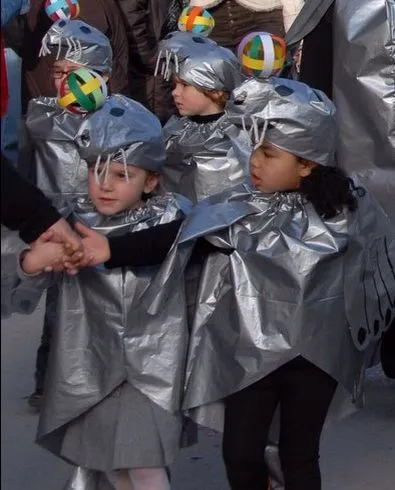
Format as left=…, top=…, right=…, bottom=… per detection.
left=13, top=97, right=192, bottom=490
left=174, top=77, right=395, bottom=490
left=155, top=31, right=249, bottom=203
left=24, top=18, right=130, bottom=410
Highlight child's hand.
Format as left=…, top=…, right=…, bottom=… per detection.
left=21, top=240, right=67, bottom=275
left=70, top=222, right=110, bottom=267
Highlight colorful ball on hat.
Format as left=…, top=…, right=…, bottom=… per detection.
left=57, top=68, right=108, bottom=114
left=237, top=32, right=286, bottom=79
left=178, top=6, right=215, bottom=37
left=44, top=0, right=80, bottom=22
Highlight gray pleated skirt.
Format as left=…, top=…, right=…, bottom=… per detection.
left=58, top=382, right=183, bottom=471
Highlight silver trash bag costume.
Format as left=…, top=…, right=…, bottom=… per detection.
left=146, top=77, right=395, bottom=419
left=10, top=98, right=193, bottom=478
left=286, top=0, right=395, bottom=224
left=25, top=19, right=113, bottom=200
left=156, top=31, right=249, bottom=202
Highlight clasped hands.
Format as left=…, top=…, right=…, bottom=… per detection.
left=22, top=218, right=111, bottom=276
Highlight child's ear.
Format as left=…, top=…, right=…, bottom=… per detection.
left=143, top=173, right=159, bottom=194
left=298, top=159, right=317, bottom=177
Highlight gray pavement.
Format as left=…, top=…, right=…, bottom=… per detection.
left=2, top=303, right=395, bottom=490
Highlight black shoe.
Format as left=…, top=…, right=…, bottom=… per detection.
left=26, top=390, right=43, bottom=411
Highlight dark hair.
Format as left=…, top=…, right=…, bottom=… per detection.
left=300, top=165, right=358, bottom=219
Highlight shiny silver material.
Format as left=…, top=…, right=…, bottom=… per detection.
left=228, top=76, right=336, bottom=164
left=26, top=96, right=88, bottom=200
left=10, top=194, right=191, bottom=457
left=161, top=114, right=250, bottom=202
left=76, top=96, right=166, bottom=172
left=40, top=19, right=113, bottom=74
left=333, top=0, right=395, bottom=223
left=25, top=94, right=143, bottom=201
left=63, top=467, right=114, bottom=490
left=146, top=183, right=395, bottom=418
left=156, top=31, right=244, bottom=92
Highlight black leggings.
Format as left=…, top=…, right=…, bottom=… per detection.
left=223, top=357, right=337, bottom=490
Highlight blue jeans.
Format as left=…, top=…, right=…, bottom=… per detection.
left=1, top=48, right=22, bottom=165
left=1, top=0, right=30, bottom=26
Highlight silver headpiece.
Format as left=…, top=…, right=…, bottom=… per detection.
left=39, top=19, right=113, bottom=75
left=155, top=31, right=244, bottom=93
left=76, top=95, right=166, bottom=180
left=228, top=77, right=337, bottom=166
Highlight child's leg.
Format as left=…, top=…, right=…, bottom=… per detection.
left=278, top=357, right=337, bottom=490
left=128, top=468, right=170, bottom=490
left=113, top=470, right=134, bottom=490
left=222, top=374, right=280, bottom=490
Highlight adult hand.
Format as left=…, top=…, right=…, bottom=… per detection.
left=38, top=217, right=82, bottom=252
left=70, top=221, right=111, bottom=267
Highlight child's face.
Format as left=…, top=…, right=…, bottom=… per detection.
left=51, top=60, right=85, bottom=95
left=172, top=77, right=223, bottom=117
left=88, top=161, right=159, bottom=216
left=249, top=142, right=315, bottom=193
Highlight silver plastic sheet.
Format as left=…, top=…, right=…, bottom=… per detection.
left=156, top=31, right=244, bottom=92
left=144, top=182, right=394, bottom=417
left=9, top=194, right=190, bottom=456
left=25, top=94, right=135, bottom=201
left=333, top=0, right=395, bottom=223
left=40, top=19, right=113, bottom=74
left=26, top=96, right=88, bottom=199
left=228, top=76, right=336, bottom=165
left=76, top=96, right=166, bottom=172
left=161, top=114, right=250, bottom=202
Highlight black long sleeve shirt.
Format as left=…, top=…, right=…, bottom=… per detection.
left=1, top=153, right=61, bottom=243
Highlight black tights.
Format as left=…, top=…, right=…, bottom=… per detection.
left=223, top=357, right=337, bottom=490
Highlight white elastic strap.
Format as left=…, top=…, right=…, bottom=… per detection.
left=257, top=119, right=269, bottom=149
left=241, top=115, right=248, bottom=135
left=121, top=149, right=129, bottom=182
left=251, top=116, right=260, bottom=146
left=94, top=154, right=102, bottom=183
left=76, top=39, right=83, bottom=60
left=164, top=50, right=172, bottom=81
left=102, top=154, right=111, bottom=183
left=55, top=38, right=62, bottom=60
left=39, top=34, right=51, bottom=57
left=65, top=37, right=73, bottom=60
left=154, top=50, right=163, bottom=77
left=174, top=53, right=179, bottom=74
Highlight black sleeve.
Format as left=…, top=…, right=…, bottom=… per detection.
left=104, top=218, right=233, bottom=269
left=1, top=153, right=61, bottom=243
left=105, top=218, right=184, bottom=268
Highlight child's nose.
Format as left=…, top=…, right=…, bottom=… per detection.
left=172, top=85, right=181, bottom=97
left=100, top=175, right=114, bottom=190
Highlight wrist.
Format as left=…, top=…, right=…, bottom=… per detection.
left=20, top=250, right=42, bottom=276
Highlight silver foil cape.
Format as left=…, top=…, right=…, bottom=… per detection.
left=228, top=77, right=336, bottom=165
left=333, top=0, right=395, bottom=223
left=40, top=19, right=113, bottom=74
left=143, top=182, right=395, bottom=416
left=75, top=96, right=166, bottom=172
left=25, top=94, right=139, bottom=201
left=161, top=114, right=250, bottom=202
left=156, top=31, right=244, bottom=92
left=9, top=194, right=191, bottom=453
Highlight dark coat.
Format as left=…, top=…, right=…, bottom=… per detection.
left=116, top=0, right=183, bottom=124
